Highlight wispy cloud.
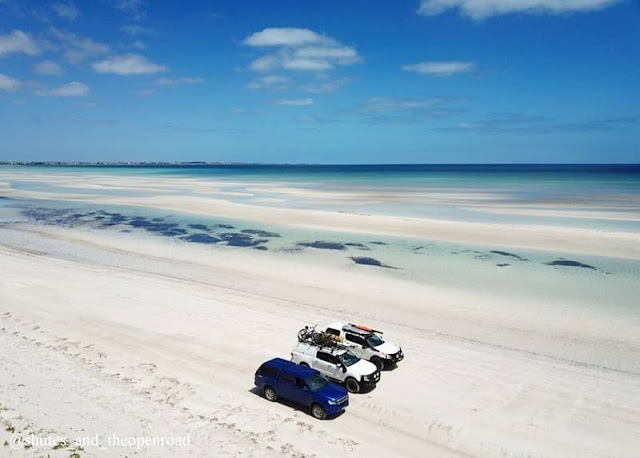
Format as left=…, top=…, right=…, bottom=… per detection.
left=295, top=115, right=337, bottom=123
left=275, top=98, right=314, bottom=107
left=50, top=28, right=109, bottom=62
left=402, top=61, right=475, bottom=76
left=243, top=27, right=361, bottom=72
left=153, top=77, right=205, bottom=86
left=93, top=54, right=168, bottom=75
left=247, top=75, right=293, bottom=90
left=52, top=2, right=80, bottom=21
left=434, top=113, right=640, bottom=134
left=358, top=96, right=467, bottom=124
left=417, top=0, right=623, bottom=20
left=0, top=73, right=21, bottom=91
left=112, top=0, right=147, bottom=21
left=301, top=77, right=351, bottom=94
left=121, top=24, right=154, bottom=36
left=0, top=30, right=40, bottom=57
left=34, top=60, right=63, bottom=75
left=35, top=81, right=89, bottom=97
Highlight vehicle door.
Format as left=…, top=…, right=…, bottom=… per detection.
left=316, top=351, right=342, bottom=380
left=291, top=377, right=312, bottom=407
left=279, top=372, right=297, bottom=401
left=345, top=333, right=367, bottom=358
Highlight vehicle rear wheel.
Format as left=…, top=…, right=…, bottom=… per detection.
left=371, top=356, right=384, bottom=371
left=264, top=386, right=278, bottom=402
left=345, top=377, right=360, bottom=393
left=299, top=362, right=309, bottom=368
left=311, top=403, right=327, bottom=420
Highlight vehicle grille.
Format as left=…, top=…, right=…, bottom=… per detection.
left=337, top=396, right=348, bottom=406
left=372, top=370, right=380, bottom=383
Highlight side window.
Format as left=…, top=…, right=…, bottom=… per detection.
left=326, top=328, right=340, bottom=336
left=282, top=374, right=294, bottom=384
left=295, top=378, right=306, bottom=388
left=317, top=351, right=331, bottom=363
left=260, top=365, right=278, bottom=378
left=346, top=333, right=365, bottom=345
left=317, top=351, right=338, bottom=365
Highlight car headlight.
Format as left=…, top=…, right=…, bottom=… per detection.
left=327, top=399, right=337, bottom=405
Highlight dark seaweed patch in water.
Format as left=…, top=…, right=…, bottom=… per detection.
left=546, top=259, right=596, bottom=270
left=344, top=242, right=369, bottom=250
left=297, top=241, right=346, bottom=251
left=241, top=229, right=280, bottom=238
left=350, top=257, right=395, bottom=269
left=496, top=263, right=511, bottom=267
left=188, top=223, right=210, bottom=231
left=253, top=246, right=268, bottom=251
left=161, top=228, right=188, bottom=237
left=181, top=233, right=221, bottom=244
left=369, top=241, right=387, bottom=246
left=219, top=232, right=266, bottom=247
left=490, top=250, right=528, bottom=261
left=216, top=224, right=235, bottom=229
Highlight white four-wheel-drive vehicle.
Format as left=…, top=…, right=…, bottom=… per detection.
left=324, top=322, right=404, bottom=370
left=291, top=341, right=380, bottom=393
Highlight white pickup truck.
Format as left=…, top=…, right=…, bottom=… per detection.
left=324, top=322, right=404, bottom=370
left=291, top=341, right=380, bottom=393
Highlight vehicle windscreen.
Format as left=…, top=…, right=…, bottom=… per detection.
left=338, top=351, right=359, bottom=367
left=366, top=333, right=385, bottom=347
left=306, top=373, right=330, bottom=391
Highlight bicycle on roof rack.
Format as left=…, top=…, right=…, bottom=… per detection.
left=297, top=325, right=343, bottom=349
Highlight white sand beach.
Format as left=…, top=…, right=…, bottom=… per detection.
left=1, top=170, right=639, bottom=457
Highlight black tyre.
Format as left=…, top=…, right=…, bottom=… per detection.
left=264, top=386, right=278, bottom=402
left=311, top=403, right=327, bottom=420
left=371, top=357, right=384, bottom=371
left=345, top=377, right=360, bottom=393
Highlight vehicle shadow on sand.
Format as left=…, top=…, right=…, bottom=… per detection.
left=248, top=387, right=346, bottom=420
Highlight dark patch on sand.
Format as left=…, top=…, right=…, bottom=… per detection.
left=253, top=246, right=268, bottom=251
left=496, top=263, right=511, bottom=267
left=369, top=241, right=387, bottom=246
left=297, top=241, right=346, bottom=251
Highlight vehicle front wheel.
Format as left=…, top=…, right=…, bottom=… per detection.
left=264, top=386, right=278, bottom=402
left=345, top=377, right=360, bottom=393
left=371, top=356, right=384, bottom=370
left=311, top=403, right=327, bottom=420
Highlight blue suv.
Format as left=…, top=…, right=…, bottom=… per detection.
left=255, top=358, right=349, bottom=419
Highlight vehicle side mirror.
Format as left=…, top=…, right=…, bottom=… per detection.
left=341, top=364, right=347, bottom=373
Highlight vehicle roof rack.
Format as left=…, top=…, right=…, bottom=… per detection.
left=298, top=326, right=344, bottom=350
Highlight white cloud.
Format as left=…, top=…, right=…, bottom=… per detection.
left=52, top=2, right=80, bottom=21
left=275, top=98, right=314, bottom=107
left=153, top=77, right=205, bottom=86
left=402, top=61, right=475, bottom=76
left=417, top=0, right=622, bottom=19
left=34, top=60, right=64, bottom=75
left=244, top=27, right=361, bottom=73
left=244, top=28, right=325, bottom=47
left=0, top=73, right=21, bottom=91
left=93, top=54, right=168, bottom=75
left=247, top=75, right=292, bottom=90
left=36, top=81, right=89, bottom=97
left=50, top=29, right=109, bottom=62
left=0, top=30, right=40, bottom=57
left=131, top=40, right=145, bottom=49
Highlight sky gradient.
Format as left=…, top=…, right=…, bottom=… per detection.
left=0, top=0, right=639, bottom=163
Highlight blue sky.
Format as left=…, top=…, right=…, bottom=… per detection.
left=0, top=0, right=638, bottom=163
